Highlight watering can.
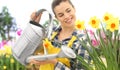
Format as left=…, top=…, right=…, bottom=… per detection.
left=12, top=9, right=76, bottom=66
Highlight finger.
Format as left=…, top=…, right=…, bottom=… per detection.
left=37, top=53, right=43, bottom=55
left=30, top=12, right=37, bottom=21
left=30, top=59, right=39, bottom=65
left=29, top=59, right=35, bottom=63
left=29, top=59, right=35, bottom=65
left=34, top=13, right=42, bottom=23
left=30, top=59, right=43, bottom=65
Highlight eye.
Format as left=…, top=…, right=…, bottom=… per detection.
left=66, top=9, right=71, bottom=13
left=58, top=13, right=64, bottom=17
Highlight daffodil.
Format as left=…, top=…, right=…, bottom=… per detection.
left=5, top=54, right=10, bottom=58
left=10, top=58, right=15, bottom=63
left=0, top=49, right=5, bottom=55
left=4, top=45, right=12, bottom=55
left=41, top=38, right=70, bottom=69
left=103, top=12, right=114, bottom=24
left=106, top=17, right=119, bottom=32
left=43, top=38, right=53, bottom=50
left=89, top=16, right=100, bottom=29
left=43, top=38, right=60, bottom=54
left=75, top=20, right=85, bottom=30
left=3, top=65, right=7, bottom=70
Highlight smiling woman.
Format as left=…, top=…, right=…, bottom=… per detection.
left=0, top=0, right=120, bottom=70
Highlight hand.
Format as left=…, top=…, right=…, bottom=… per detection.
left=30, top=11, right=42, bottom=23
left=30, top=59, right=58, bottom=66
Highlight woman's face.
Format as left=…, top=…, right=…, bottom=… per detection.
left=54, top=1, right=76, bottom=28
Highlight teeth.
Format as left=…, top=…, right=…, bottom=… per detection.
left=65, top=18, right=72, bottom=23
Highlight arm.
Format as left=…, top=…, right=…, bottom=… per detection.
left=30, top=58, right=57, bottom=65
left=30, top=58, right=70, bottom=70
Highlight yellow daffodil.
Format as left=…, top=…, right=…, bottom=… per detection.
left=89, top=16, right=100, bottom=29
left=41, top=38, right=70, bottom=69
left=103, top=12, right=114, bottom=24
left=75, top=20, right=85, bottom=30
left=4, top=45, right=12, bottom=55
left=93, top=65, right=96, bottom=70
left=106, top=17, right=119, bottom=32
left=42, top=36, right=77, bottom=67
left=90, top=60, right=96, bottom=70
left=90, top=60, right=94, bottom=64
left=0, top=49, right=5, bottom=55
left=10, top=58, right=15, bottom=63
left=3, top=65, right=7, bottom=70
left=5, top=54, right=10, bottom=58
left=43, top=38, right=60, bottom=54
left=43, top=38, right=53, bottom=50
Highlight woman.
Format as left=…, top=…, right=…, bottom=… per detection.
left=30, top=0, right=91, bottom=70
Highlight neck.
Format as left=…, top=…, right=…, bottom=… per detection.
left=58, top=26, right=75, bottom=41
left=61, top=26, right=75, bottom=34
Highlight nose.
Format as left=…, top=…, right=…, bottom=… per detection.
left=64, top=13, right=69, bottom=19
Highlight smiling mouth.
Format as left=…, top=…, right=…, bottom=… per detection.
left=65, top=17, right=73, bottom=24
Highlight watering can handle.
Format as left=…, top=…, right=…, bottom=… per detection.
left=30, top=9, right=53, bottom=39
left=36, top=9, right=46, bottom=16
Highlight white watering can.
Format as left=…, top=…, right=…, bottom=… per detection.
left=12, top=9, right=76, bottom=66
